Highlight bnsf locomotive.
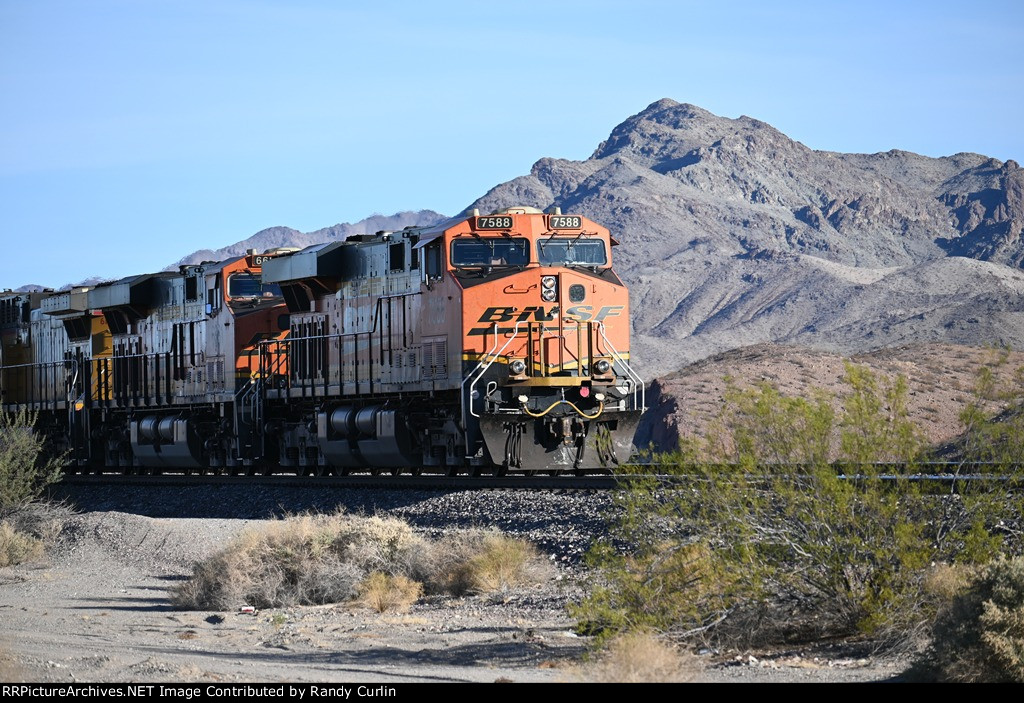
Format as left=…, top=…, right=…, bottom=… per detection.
left=0, top=207, right=644, bottom=475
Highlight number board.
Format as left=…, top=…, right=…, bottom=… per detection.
left=474, top=215, right=514, bottom=230
left=249, top=255, right=275, bottom=266
left=548, top=215, right=582, bottom=229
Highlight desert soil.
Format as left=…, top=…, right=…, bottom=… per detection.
left=0, top=484, right=910, bottom=683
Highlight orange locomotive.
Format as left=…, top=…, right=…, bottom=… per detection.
left=0, top=207, right=642, bottom=474
left=259, top=206, right=643, bottom=474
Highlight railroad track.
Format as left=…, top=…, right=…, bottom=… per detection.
left=58, top=473, right=625, bottom=490
left=57, top=464, right=1024, bottom=490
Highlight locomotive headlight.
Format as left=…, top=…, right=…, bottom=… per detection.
left=541, top=288, right=557, bottom=302
left=509, top=359, right=527, bottom=375
left=541, top=275, right=556, bottom=289
left=592, top=359, right=612, bottom=375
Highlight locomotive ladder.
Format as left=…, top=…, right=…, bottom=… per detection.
left=234, top=376, right=264, bottom=463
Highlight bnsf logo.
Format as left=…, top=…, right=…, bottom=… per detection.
left=476, top=305, right=623, bottom=323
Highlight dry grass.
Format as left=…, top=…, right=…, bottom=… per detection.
left=174, top=513, right=376, bottom=609
left=360, top=572, right=423, bottom=613
left=5, top=501, right=70, bottom=540
left=0, top=502, right=70, bottom=568
left=174, top=514, right=551, bottom=611
left=0, top=522, right=44, bottom=567
left=583, top=631, right=701, bottom=683
left=464, top=534, right=550, bottom=592
left=426, top=530, right=553, bottom=595
left=923, top=563, right=975, bottom=603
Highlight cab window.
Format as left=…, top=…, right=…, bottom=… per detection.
left=227, top=273, right=282, bottom=298
left=451, top=237, right=530, bottom=267
left=537, top=237, right=607, bottom=266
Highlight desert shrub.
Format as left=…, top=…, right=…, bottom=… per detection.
left=954, top=348, right=1024, bottom=472
left=419, top=530, right=490, bottom=595
left=416, top=529, right=554, bottom=596
left=453, top=533, right=551, bottom=594
left=173, top=515, right=366, bottom=609
left=0, top=410, right=65, bottom=515
left=174, top=514, right=550, bottom=610
left=920, top=556, right=1024, bottom=682
left=4, top=501, right=72, bottom=542
left=575, top=541, right=731, bottom=640
left=575, top=364, right=1015, bottom=647
left=0, top=521, right=44, bottom=567
left=360, top=572, right=423, bottom=613
left=323, top=515, right=435, bottom=580
left=583, top=630, right=700, bottom=683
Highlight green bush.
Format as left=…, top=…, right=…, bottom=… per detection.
left=0, top=409, right=64, bottom=515
left=920, top=557, right=1024, bottom=682
left=574, top=364, right=1016, bottom=646
left=955, top=348, right=1024, bottom=470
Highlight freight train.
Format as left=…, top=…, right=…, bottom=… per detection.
left=0, top=207, right=644, bottom=475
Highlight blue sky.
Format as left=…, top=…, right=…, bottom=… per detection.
left=2, top=0, right=1022, bottom=286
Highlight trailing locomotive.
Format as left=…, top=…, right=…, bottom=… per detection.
left=0, top=207, right=643, bottom=474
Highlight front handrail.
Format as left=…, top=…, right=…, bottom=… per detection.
left=464, top=321, right=526, bottom=419
left=596, top=321, right=645, bottom=412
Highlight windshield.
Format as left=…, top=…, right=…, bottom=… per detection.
left=451, top=237, right=530, bottom=267
left=228, top=273, right=282, bottom=298
left=537, top=237, right=607, bottom=266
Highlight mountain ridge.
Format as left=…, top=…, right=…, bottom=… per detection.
left=173, top=210, right=447, bottom=267
left=468, top=98, right=1024, bottom=378
left=15, top=99, right=1024, bottom=384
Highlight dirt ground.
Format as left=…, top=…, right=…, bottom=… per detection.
left=0, top=507, right=911, bottom=683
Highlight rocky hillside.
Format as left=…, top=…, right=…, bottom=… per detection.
left=468, top=99, right=1024, bottom=378
left=634, top=343, right=1024, bottom=457
left=173, top=210, right=446, bottom=266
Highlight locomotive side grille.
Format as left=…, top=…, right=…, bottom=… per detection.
left=421, top=336, right=447, bottom=379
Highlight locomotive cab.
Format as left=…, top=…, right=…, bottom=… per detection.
left=451, top=207, right=643, bottom=471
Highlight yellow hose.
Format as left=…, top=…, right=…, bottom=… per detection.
left=520, top=399, right=604, bottom=420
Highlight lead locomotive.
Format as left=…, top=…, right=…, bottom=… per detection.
left=0, top=207, right=643, bottom=475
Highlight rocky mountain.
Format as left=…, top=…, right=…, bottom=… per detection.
left=468, top=99, right=1024, bottom=379
left=634, top=343, right=1024, bottom=456
left=29, top=99, right=1024, bottom=398
left=173, top=210, right=447, bottom=267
